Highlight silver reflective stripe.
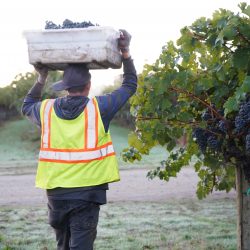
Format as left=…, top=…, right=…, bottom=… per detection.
left=86, top=99, right=96, bottom=149
left=39, top=144, right=114, bottom=161
left=42, top=100, right=54, bottom=148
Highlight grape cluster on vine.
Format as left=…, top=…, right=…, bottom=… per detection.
left=192, top=106, right=225, bottom=153
left=192, top=128, right=208, bottom=153
left=197, top=99, right=250, bottom=181
left=192, top=99, right=250, bottom=159
left=234, top=100, right=250, bottom=154
left=235, top=101, right=250, bottom=133
left=45, top=19, right=98, bottom=30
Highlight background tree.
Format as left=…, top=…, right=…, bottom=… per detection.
left=122, top=3, right=250, bottom=249
left=0, top=70, right=62, bottom=121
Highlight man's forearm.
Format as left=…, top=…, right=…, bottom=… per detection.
left=96, top=54, right=137, bottom=133
left=27, top=81, right=44, bottom=99
left=122, top=56, right=137, bottom=89
left=21, top=81, right=44, bottom=127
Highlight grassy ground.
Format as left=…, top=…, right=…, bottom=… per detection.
left=0, top=198, right=236, bottom=250
left=0, top=119, right=167, bottom=174
left=0, top=119, right=237, bottom=250
left=0, top=119, right=39, bottom=169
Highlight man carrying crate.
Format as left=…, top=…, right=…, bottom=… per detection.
left=22, top=30, right=137, bottom=250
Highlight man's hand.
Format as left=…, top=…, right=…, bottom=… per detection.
left=34, top=64, right=49, bottom=85
left=118, top=29, right=131, bottom=58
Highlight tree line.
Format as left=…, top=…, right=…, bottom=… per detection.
left=0, top=71, right=62, bottom=122
left=0, top=70, right=134, bottom=127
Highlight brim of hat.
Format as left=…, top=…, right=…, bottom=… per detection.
left=52, top=80, right=68, bottom=91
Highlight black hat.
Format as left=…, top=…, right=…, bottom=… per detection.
left=52, top=64, right=91, bottom=91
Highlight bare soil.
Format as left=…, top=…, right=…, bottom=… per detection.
left=0, top=167, right=236, bottom=206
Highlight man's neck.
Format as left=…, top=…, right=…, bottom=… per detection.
left=68, top=91, right=89, bottom=97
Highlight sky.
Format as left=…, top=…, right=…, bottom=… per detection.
left=0, top=0, right=246, bottom=95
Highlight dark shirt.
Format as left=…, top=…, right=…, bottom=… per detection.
left=22, top=57, right=137, bottom=204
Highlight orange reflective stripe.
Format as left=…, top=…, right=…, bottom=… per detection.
left=41, top=99, right=54, bottom=149
left=41, top=99, right=49, bottom=148
left=39, top=152, right=116, bottom=164
left=93, top=98, right=99, bottom=147
left=85, top=99, right=96, bottom=149
left=48, top=102, right=53, bottom=149
left=39, top=144, right=115, bottom=162
left=40, top=142, right=113, bottom=153
left=84, top=105, right=88, bottom=149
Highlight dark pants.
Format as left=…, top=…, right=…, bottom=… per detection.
left=47, top=199, right=100, bottom=250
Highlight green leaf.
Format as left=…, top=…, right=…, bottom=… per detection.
left=223, top=97, right=239, bottom=115
left=213, top=85, right=229, bottom=101
left=235, top=87, right=244, bottom=100
left=233, top=48, right=250, bottom=70
left=121, top=147, right=142, bottom=163
left=167, top=139, right=176, bottom=151
left=128, top=133, right=144, bottom=152
left=178, top=111, right=194, bottom=122
left=238, top=23, right=250, bottom=41
left=242, top=5, right=250, bottom=17
left=199, top=78, right=213, bottom=90
left=215, top=32, right=224, bottom=46
left=194, top=161, right=202, bottom=172
left=239, top=2, right=247, bottom=11
left=241, top=76, right=250, bottom=92
left=162, top=98, right=172, bottom=109
left=222, top=26, right=237, bottom=40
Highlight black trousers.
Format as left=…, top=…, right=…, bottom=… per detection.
left=47, top=199, right=100, bottom=250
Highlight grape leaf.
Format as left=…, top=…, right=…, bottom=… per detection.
left=223, top=97, right=239, bottom=115
left=242, top=76, right=250, bottom=92
left=233, top=48, right=250, bottom=70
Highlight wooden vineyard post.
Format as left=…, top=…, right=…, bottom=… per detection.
left=236, top=166, right=250, bottom=250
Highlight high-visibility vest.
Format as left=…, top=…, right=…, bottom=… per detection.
left=36, top=97, right=120, bottom=189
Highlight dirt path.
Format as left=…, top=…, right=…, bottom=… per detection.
left=0, top=168, right=235, bottom=206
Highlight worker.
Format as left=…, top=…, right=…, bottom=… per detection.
left=22, top=29, right=137, bottom=250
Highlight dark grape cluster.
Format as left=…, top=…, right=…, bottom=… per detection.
left=207, top=135, right=222, bottom=151
left=45, top=19, right=98, bottom=30
left=192, top=100, right=250, bottom=183
left=201, top=105, right=215, bottom=121
left=193, top=106, right=225, bottom=152
left=201, top=110, right=212, bottom=121
left=218, top=120, right=226, bottom=133
left=192, top=128, right=208, bottom=153
left=235, top=101, right=250, bottom=134
left=192, top=127, right=223, bottom=152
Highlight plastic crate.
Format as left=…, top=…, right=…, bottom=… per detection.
left=23, top=26, right=122, bottom=70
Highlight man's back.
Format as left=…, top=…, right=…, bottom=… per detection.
left=22, top=29, right=136, bottom=250
left=22, top=56, right=137, bottom=203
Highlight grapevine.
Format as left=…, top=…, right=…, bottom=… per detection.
left=123, top=3, right=250, bottom=198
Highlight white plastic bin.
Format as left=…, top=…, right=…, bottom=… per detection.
left=23, top=26, right=122, bottom=70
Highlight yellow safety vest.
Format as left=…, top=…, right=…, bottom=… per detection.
left=36, top=97, right=120, bottom=189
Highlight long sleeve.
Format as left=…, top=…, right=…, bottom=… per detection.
left=96, top=57, right=137, bottom=132
left=21, top=82, right=44, bottom=127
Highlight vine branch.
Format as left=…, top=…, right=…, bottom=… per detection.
left=237, top=28, right=250, bottom=45
left=136, top=117, right=223, bottom=137
left=169, top=86, right=226, bottom=121
left=192, top=32, right=206, bottom=41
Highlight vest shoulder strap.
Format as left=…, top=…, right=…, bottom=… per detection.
left=41, top=99, right=55, bottom=149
